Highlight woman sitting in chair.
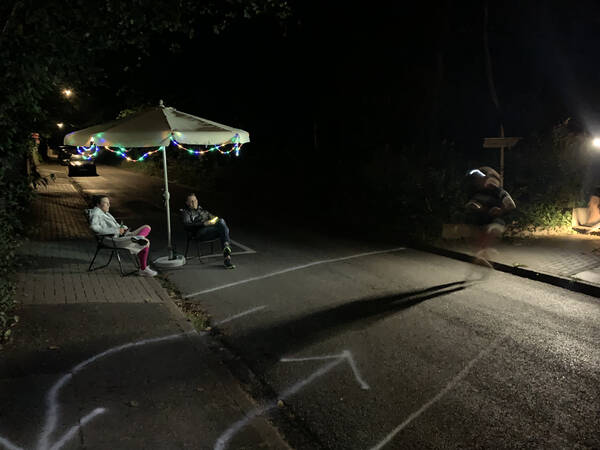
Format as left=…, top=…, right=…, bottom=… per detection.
left=88, top=195, right=157, bottom=277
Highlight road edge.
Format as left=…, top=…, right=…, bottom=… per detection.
left=65, top=168, right=295, bottom=450
left=412, top=241, right=600, bottom=298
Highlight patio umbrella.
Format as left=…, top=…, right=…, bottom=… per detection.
left=64, top=100, right=250, bottom=267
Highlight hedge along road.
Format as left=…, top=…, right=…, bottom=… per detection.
left=73, top=164, right=600, bottom=449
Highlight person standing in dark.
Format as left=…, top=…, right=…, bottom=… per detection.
left=464, top=166, right=516, bottom=269
left=181, top=193, right=235, bottom=269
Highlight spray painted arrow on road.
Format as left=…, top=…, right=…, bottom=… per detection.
left=280, top=351, right=370, bottom=390
left=214, top=350, right=370, bottom=450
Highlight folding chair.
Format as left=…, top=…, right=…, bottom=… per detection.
left=184, top=229, right=220, bottom=261
left=85, top=209, right=139, bottom=276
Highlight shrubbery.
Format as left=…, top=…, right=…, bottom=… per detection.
left=107, top=116, right=587, bottom=245
left=0, top=159, right=35, bottom=348
left=508, top=204, right=572, bottom=234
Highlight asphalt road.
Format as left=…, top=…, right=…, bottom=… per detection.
left=71, top=164, right=600, bottom=449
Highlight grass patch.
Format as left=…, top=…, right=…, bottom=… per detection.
left=157, top=274, right=211, bottom=332
left=177, top=303, right=211, bottom=331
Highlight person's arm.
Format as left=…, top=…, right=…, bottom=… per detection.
left=195, top=207, right=214, bottom=225
left=181, top=209, right=194, bottom=227
left=499, top=190, right=516, bottom=211
left=181, top=208, right=203, bottom=230
left=200, top=208, right=218, bottom=226
left=89, top=210, right=120, bottom=237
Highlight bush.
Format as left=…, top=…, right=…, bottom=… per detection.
left=0, top=161, right=33, bottom=348
left=508, top=203, right=572, bottom=233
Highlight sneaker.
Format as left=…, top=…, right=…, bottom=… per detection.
left=131, top=236, right=149, bottom=246
left=139, top=266, right=157, bottom=277
left=223, top=258, right=236, bottom=269
left=223, top=244, right=232, bottom=258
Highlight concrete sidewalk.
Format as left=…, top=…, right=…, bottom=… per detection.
left=424, top=233, right=600, bottom=297
left=0, top=165, right=289, bottom=449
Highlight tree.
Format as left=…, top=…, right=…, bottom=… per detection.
left=0, top=0, right=290, bottom=344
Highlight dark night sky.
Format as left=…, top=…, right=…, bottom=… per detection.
left=74, top=1, right=600, bottom=162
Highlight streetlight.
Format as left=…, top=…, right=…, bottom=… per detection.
left=62, top=88, right=73, bottom=98
left=593, top=137, right=600, bottom=148
left=57, top=123, right=64, bottom=129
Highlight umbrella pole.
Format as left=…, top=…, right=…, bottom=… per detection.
left=153, top=144, right=185, bottom=269
left=162, top=145, right=174, bottom=259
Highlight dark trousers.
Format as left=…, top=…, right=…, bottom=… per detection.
left=189, top=219, right=230, bottom=248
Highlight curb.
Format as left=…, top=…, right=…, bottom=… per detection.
left=412, top=242, right=600, bottom=298
left=61, top=164, right=296, bottom=449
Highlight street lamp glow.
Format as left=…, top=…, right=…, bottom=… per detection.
left=62, top=89, right=72, bottom=97
left=593, top=138, right=600, bottom=148
left=57, top=122, right=64, bottom=129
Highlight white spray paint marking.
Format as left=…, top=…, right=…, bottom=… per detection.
left=189, top=239, right=257, bottom=260
left=185, top=247, right=405, bottom=298
left=37, top=332, right=186, bottom=450
left=215, top=306, right=267, bottom=325
left=230, top=239, right=256, bottom=254
left=214, top=350, right=369, bottom=450
left=0, top=436, right=23, bottom=450
left=0, top=332, right=191, bottom=450
left=214, top=358, right=343, bottom=450
left=281, top=350, right=370, bottom=390
left=369, top=335, right=507, bottom=450
left=189, top=239, right=256, bottom=259
left=48, top=408, right=107, bottom=450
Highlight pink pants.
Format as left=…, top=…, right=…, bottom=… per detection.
left=129, top=225, right=151, bottom=269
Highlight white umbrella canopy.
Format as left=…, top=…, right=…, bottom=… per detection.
left=64, top=101, right=250, bottom=267
left=64, top=102, right=250, bottom=148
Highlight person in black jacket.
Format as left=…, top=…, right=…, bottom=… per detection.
left=464, top=166, right=516, bottom=270
left=181, top=193, right=235, bottom=269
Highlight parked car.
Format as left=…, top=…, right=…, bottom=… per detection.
left=57, top=145, right=71, bottom=165
left=68, top=154, right=97, bottom=176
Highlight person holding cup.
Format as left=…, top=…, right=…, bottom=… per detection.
left=88, top=195, right=156, bottom=277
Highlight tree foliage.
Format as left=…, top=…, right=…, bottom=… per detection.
left=0, top=0, right=290, bottom=345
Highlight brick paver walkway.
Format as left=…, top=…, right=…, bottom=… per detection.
left=437, top=234, right=600, bottom=287
left=17, top=166, right=168, bottom=305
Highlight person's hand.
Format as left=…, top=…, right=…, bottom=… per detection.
left=501, top=195, right=516, bottom=211
left=204, top=216, right=219, bottom=226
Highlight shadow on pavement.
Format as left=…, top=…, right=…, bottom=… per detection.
left=228, top=280, right=472, bottom=371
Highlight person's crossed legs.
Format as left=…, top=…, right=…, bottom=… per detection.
left=127, top=225, right=151, bottom=270
left=190, top=219, right=235, bottom=268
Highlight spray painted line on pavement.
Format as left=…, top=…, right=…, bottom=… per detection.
left=214, top=350, right=369, bottom=450
left=368, top=334, right=508, bottom=450
left=185, top=247, right=406, bottom=298
left=184, top=239, right=256, bottom=260
left=215, top=305, right=267, bottom=325
left=0, top=332, right=195, bottom=450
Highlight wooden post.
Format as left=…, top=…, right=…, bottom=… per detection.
left=500, top=124, right=505, bottom=187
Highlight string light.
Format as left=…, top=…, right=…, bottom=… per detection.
left=70, top=134, right=243, bottom=163
left=103, top=146, right=163, bottom=162
left=76, top=145, right=99, bottom=160
left=170, top=134, right=243, bottom=157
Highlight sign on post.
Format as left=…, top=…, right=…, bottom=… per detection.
left=483, top=137, right=521, bottom=148
left=483, top=136, right=521, bottom=186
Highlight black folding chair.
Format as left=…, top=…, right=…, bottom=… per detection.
left=88, top=233, right=139, bottom=276
left=184, top=229, right=220, bottom=261
left=85, top=209, right=138, bottom=276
